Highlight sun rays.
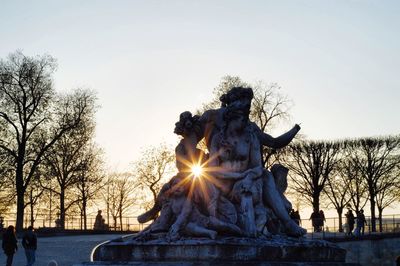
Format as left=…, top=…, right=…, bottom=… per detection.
left=173, top=150, right=228, bottom=204
left=191, top=164, right=202, bottom=178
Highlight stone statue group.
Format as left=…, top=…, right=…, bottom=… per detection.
left=135, top=87, right=306, bottom=241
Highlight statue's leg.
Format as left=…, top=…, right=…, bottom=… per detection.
left=217, top=196, right=237, bottom=224
left=208, top=216, right=242, bottom=236
left=134, top=201, right=173, bottom=240
left=137, top=205, right=161, bottom=224
left=184, top=222, right=217, bottom=239
left=137, top=183, right=171, bottom=223
left=148, top=201, right=173, bottom=232
left=262, top=170, right=306, bottom=237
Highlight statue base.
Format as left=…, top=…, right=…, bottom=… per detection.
left=88, top=235, right=354, bottom=265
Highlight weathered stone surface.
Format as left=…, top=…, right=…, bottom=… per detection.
left=76, top=262, right=359, bottom=266
left=138, top=87, right=307, bottom=241
left=85, top=87, right=350, bottom=266
left=336, top=234, right=400, bottom=266
left=92, top=235, right=347, bottom=264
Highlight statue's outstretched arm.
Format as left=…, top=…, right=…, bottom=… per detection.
left=258, top=124, right=300, bottom=149
left=197, top=109, right=221, bottom=144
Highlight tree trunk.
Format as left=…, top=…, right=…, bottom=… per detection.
left=378, top=208, right=383, bottom=233
left=106, top=185, right=110, bottom=226
left=312, top=192, right=320, bottom=213
left=16, top=167, right=25, bottom=231
left=49, top=190, right=52, bottom=227
left=60, top=190, right=65, bottom=229
left=337, top=208, right=343, bottom=232
left=369, top=190, right=376, bottom=232
left=119, top=211, right=123, bottom=232
left=16, top=186, right=25, bottom=231
left=151, top=188, right=157, bottom=207
left=113, top=216, right=117, bottom=230
left=83, top=199, right=87, bottom=230
left=80, top=211, right=83, bottom=230
left=30, top=191, right=34, bottom=227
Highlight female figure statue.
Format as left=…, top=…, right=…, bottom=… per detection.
left=136, top=111, right=241, bottom=240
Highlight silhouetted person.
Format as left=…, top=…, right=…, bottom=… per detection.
left=55, top=212, right=62, bottom=228
left=345, top=209, right=355, bottom=236
left=2, top=225, right=18, bottom=266
left=290, top=209, right=301, bottom=226
left=0, top=217, right=4, bottom=231
left=94, top=210, right=108, bottom=230
left=356, top=209, right=367, bottom=236
left=289, top=209, right=295, bottom=220
left=310, top=211, right=320, bottom=232
left=22, top=225, right=37, bottom=266
left=319, top=210, right=326, bottom=231
left=295, top=210, right=301, bottom=225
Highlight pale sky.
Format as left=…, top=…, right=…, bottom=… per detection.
left=1, top=0, right=400, bottom=175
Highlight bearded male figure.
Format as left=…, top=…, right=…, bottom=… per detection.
left=197, top=87, right=306, bottom=236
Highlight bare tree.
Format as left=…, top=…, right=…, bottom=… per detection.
left=0, top=150, right=14, bottom=216
left=24, top=175, right=45, bottom=227
left=375, top=170, right=400, bottom=232
left=347, top=136, right=400, bottom=232
left=323, top=166, right=351, bottom=232
left=41, top=89, right=97, bottom=229
left=133, top=144, right=175, bottom=209
left=39, top=180, right=57, bottom=227
left=104, top=173, right=138, bottom=231
left=198, top=75, right=291, bottom=167
left=339, top=157, right=369, bottom=215
left=74, top=144, right=104, bottom=230
left=0, top=51, right=92, bottom=231
left=283, top=140, right=341, bottom=213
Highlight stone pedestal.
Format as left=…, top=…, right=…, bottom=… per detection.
left=85, top=235, right=355, bottom=265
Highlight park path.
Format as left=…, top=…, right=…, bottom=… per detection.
left=0, top=234, right=126, bottom=266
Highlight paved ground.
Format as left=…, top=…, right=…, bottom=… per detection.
left=0, top=234, right=127, bottom=266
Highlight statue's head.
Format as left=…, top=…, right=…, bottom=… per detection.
left=220, top=87, right=253, bottom=112
left=174, top=111, right=201, bottom=138
left=223, top=105, right=250, bottom=131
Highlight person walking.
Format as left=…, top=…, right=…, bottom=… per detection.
left=355, top=209, right=367, bottom=236
left=345, top=209, right=355, bottom=236
left=310, top=211, right=319, bottom=232
left=358, top=209, right=367, bottom=236
left=2, top=225, right=18, bottom=266
left=22, top=225, right=37, bottom=266
left=0, top=217, right=4, bottom=231
left=319, top=210, right=326, bottom=232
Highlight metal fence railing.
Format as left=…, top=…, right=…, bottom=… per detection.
left=300, top=214, right=400, bottom=239
left=0, top=214, right=150, bottom=232
left=1, top=213, right=399, bottom=237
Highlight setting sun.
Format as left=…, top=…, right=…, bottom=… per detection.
left=191, top=164, right=203, bottom=178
